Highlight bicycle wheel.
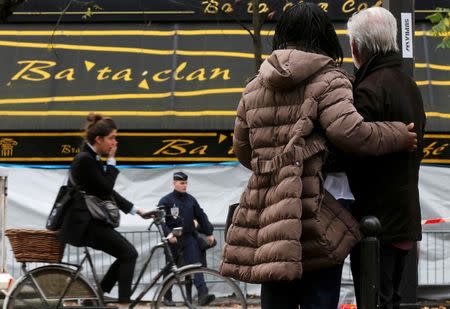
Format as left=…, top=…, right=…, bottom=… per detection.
left=4, top=265, right=101, bottom=309
left=155, top=267, right=247, bottom=308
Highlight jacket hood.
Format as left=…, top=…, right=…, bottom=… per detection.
left=260, top=49, right=335, bottom=89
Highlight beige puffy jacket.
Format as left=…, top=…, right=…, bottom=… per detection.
left=219, top=49, right=410, bottom=283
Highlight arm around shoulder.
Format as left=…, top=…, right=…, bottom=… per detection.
left=317, top=73, right=411, bottom=155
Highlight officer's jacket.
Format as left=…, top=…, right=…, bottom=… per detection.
left=158, top=190, right=213, bottom=236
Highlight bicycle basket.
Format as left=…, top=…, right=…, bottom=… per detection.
left=5, top=229, right=65, bottom=263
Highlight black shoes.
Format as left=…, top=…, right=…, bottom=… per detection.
left=163, top=297, right=176, bottom=306
left=81, top=299, right=96, bottom=306
left=198, top=293, right=215, bottom=306
left=162, top=294, right=215, bottom=306
left=103, top=295, right=120, bottom=303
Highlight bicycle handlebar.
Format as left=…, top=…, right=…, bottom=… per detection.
left=141, top=206, right=166, bottom=220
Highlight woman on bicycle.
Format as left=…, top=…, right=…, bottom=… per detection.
left=58, top=112, right=146, bottom=303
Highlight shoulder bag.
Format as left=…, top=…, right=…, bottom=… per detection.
left=69, top=173, right=121, bottom=228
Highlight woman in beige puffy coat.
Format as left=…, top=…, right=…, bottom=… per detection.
left=220, top=3, right=416, bottom=309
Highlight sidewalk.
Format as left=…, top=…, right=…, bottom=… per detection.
left=113, top=304, right=260, bottom=309
left=112, top=296, right=262, bottom=308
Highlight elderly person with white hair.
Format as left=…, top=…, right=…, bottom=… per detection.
left=345, top=7, right=426, bottom=309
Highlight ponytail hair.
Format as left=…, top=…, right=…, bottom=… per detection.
left=84, top=112, right=117, bottom=144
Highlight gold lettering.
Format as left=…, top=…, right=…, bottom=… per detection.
left=283, top=3, right=293, bottom=11
left=259, top=3, right=269, bottom=13
left=61, top=144, right=71, bottom=154
left=221, top=3, right=233, bottom=13
left=247, top=2, right=270, bottom=13
left=423, top=142, right=436, bottom=157
left=153, top=69, right=172, bottom=82
left=318, top=2, right=329, bottom=12
left=358, top=3, right=369, bottom=11
left=433, top=144, right=449, bottom=156
left=11, top=60, right=55, bottom=81
left=342, top=0, right=355, bottom=13
left=61, top=144, right=80, bottom=154
left=112, top=69, right=133, bottom=81
left=153, top=139, right=194, bottom=155
left=202, top=0, right=219, bottom=14
left=247, top=2, right=252, bottom=13
left=373, top=0, right=383, bottom=7
left=55, top=68, right=75, bottom=81
left=186, top=68, right=207, bottom=81
left=227, top=146, right=234, bottom=155
left=422, top=141, right=449, bottom=158
left=173, top=62, right=187, bottom=81
left=97, top=67, right=112, bottom=80
left=210, top=68, right=231, bottom=80
left=189, top=145, right=208, bottom=155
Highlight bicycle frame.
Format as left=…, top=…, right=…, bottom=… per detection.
left=129, top=208, right=210, bottom=309
left=129, top=213, right=183, bottom=309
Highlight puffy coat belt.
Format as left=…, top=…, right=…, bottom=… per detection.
left=250, top=141, right=326, bottom=174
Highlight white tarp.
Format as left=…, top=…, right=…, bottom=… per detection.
left=2, top=164, right=450, bottom=301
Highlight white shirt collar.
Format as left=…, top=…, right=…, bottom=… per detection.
left=87, top=143, right=101, bottom=161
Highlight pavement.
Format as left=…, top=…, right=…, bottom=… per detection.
left=109, top=296, right=261, bottom=308
left=111, top=304, right=259, bottom=308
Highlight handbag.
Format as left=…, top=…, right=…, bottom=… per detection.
left=302, top=190, right=362, bottom=271
left=46, top=185, right=75, bottom=231
left=83, top=194, right=120, bottom=228
left=69, top=173, right=121, bottom=228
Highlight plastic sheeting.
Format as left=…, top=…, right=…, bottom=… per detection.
left=4, top=164, right=251, bottom=230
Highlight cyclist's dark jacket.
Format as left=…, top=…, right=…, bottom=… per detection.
left=58, top=144, right=133, bottom=246
left=158, top=190, right=213, bottom=237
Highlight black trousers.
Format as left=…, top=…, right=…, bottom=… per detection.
left=260, top=264, right=345, bottom=309
left=351, top=243, right=409, bottom=309
left=85, top=221, right=138, bottom=302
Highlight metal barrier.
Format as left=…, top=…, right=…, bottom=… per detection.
left=5, top=226, right=450, bottom=299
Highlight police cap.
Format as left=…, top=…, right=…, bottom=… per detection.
left=173, top=171, right=188, bottom=181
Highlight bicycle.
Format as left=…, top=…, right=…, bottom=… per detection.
left=3, top=207, right=247, bottom=309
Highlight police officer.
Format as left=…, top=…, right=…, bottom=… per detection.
left=159, top=171, right=215, bottom=306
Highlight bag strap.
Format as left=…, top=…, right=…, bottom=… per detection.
left=68, top=171, right=77, bottom=186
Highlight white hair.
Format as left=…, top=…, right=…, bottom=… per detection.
left=347, top=7, right=399, bottom=60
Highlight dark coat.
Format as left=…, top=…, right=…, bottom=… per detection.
left=158, top=190, right=213, bottom=236
left=58, top=144, right=133, bottom=246
left=346, top=52, right=426, bottom=243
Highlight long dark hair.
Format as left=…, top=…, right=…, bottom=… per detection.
left=84, top=112, right=117, bottom=145
left=272, top=2, right=343, bottom=64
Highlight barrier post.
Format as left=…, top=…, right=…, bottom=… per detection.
left=0, top=167, right=9, bottom=273
left=360, top=216, right=382, bottom=309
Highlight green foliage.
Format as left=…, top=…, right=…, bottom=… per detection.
left=426, top=8, right=450, bottom=49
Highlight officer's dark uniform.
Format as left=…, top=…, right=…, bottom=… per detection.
left=159, top=172, right=214, bottom=305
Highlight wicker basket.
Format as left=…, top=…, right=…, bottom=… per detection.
left=5, top=229, right=65, bottom=263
